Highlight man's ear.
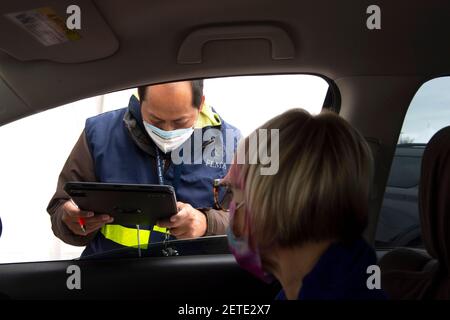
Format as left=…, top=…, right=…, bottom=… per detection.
left=199, top=95, right=205, bottom=112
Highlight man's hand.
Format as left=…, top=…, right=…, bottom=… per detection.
left=157, top=201, right=207, bottom=239
left=61, top=200, right=114, bottom=236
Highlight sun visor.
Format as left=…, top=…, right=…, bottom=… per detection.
left=0, top=75, right=31, bottom=126
left=0, top=0, right=118, bottom=63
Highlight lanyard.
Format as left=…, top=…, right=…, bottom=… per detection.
left=139, top=147, right=176, bottom=257
left=154, top=146, right=180, bottom=251
left=155, top=147, right=165, bottom=185
left=155, top=146, right=180, bottom=191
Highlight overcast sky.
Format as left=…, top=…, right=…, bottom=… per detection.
left=401, top=77, right=450, bottom=143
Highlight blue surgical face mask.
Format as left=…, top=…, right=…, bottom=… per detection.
left=143, top=122, right=193, bottom=140
left=143, top=121, right=194, bottom=153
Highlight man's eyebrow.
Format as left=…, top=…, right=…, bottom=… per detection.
left=174, top=116, right=189, bottom=122
left=148, top=113, right=163, bottom=121
left=148, top=113, right=190, bottom=122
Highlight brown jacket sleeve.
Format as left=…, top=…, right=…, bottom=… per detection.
left=47, top=130, right=98, bottom=246
left=202, top=208, right=230, bottom=236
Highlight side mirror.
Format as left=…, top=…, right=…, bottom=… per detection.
left=0, top=216, right=2, bottom=238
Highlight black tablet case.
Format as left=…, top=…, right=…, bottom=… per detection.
left=64, top=182, right=177, bottom=226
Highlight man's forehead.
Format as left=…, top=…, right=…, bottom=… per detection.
left=148, top=81, right=192, bottom=97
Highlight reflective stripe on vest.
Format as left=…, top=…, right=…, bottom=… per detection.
left=100, top=224, right=169, bottom=248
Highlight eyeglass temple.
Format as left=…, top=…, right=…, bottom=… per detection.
left=213, top=179, right=223, bottom=209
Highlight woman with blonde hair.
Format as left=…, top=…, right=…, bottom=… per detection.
left=221, top=109, right=386, bottom=300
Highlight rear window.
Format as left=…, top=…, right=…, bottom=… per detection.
left=376, top=76, right=450, bottom=248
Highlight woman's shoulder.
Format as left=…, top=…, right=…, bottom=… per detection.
left=297, top=238, right=387, bottom=300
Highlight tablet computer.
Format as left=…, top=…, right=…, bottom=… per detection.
left=64, top=182, right=177, bottom=226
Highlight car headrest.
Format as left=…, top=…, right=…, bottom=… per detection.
left=419, top=126, right=450, bottom=271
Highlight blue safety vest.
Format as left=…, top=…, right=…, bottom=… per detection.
left=81, top=95, right=241, bottom=256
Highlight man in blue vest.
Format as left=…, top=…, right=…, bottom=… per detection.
left=47, top=80, right=241, bottom=256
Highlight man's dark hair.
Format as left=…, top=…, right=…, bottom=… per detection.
left=138, top=80, right=204, bottom=108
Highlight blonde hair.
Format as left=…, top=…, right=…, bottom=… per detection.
left=228, top=109, right=373, bottom=248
